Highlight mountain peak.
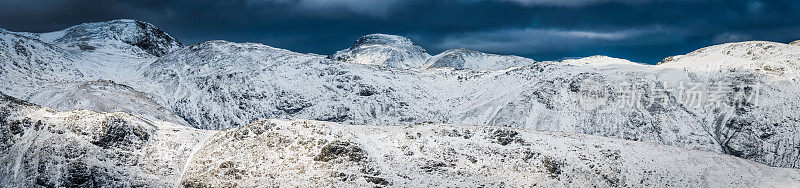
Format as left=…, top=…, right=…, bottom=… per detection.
left=441, top=48, right=480, bottom=54
left=45, top=19, right=183, bottom=57
left=349, top=33, right=415, bottom=48
left=656, top=41, right=800, bottom=78
left=187, top=40, right=298, bottom=55
left=332, top=33, right=430, bottom=69
left=662, top=41, right=794, bottom=62
left=561, top=55, right=643, bottom=66
left=147, top=39, right=315, bottom=73
left=791, top=40, right=800, bottom=46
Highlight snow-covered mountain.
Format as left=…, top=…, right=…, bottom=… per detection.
left=0, top=92, right=212, bottom=187
left=27, top=19, right=182, bottom=57
left=2, top=93, right=798, bottom=187
left=658, top=41, right=800, bottom=79
left=138, top=38, right=800, bottom=168
left=561, top=55, right=645, bottom=67
left=424, top=48, right=535, bottom=71
left=1, top=19, right=799, bottom=174
left=140, top=39, right=452, bottom=130
left=0, top=19, right=185, bottom=125
left=332, top=34, right=431, bottom=69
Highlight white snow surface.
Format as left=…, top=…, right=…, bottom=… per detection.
left=1, top=95, right=798, bottom=187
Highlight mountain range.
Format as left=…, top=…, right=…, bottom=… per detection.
left=1, top=19, right=799, bottom=186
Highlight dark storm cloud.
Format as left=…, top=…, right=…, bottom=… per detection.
left=1, top=0, right=798, bottom=63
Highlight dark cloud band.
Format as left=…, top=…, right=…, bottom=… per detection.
left=1, top=0, right=798, bottom=63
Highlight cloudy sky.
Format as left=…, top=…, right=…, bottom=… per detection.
left=1, top=0, right=798, bottom=63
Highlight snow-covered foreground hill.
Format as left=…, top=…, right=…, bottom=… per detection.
left=1, top=93, right=798, bottom=187
left=0, top=92, right=212, bottom=187
left=0, top=19, right=799, bottom=172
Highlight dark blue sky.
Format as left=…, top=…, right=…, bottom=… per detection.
left=1, top=0, right=799, bottom=63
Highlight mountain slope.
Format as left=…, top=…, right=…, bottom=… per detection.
left=25, top=80, right=188, bottom=125
left=0, top=28, right=83, bottom=96
left=2, top=93, right=797, bottom=187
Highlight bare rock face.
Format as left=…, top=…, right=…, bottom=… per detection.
left=332, top=34, right=430, bottom=69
